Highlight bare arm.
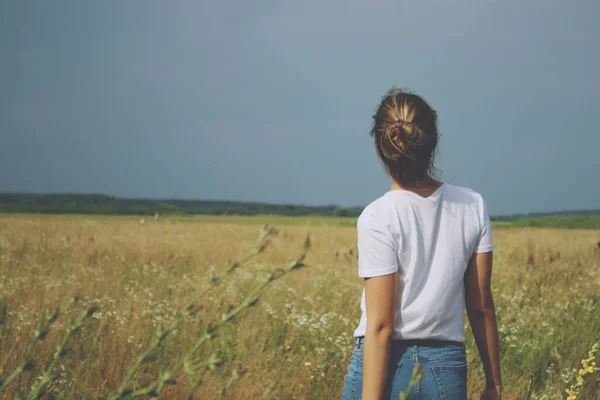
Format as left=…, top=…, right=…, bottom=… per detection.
left=465, top=251, right=502, bottom=395
left=361, top=271, right=397, bottom=400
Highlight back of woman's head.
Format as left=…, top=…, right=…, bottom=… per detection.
left=370, top=87, right=439, bottom=186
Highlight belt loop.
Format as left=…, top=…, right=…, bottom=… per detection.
left=413, top=346, right=419, bottom=362
left=356, top=336, right=364, bottom=348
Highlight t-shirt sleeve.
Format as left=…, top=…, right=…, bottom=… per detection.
left=357, top=211, right=398, bottom=278
left=474, top=195, right=495, bottom=253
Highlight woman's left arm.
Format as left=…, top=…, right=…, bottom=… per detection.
left=356, top=211, right=398, bottom=400
left=362, top=272, right=398, bottom=400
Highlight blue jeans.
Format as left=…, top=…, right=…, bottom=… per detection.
left=341, top=336, right=467, bottom=400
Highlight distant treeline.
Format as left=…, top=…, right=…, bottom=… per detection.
left=0, top=193, right=363, bottom=217
left=0, top=193, right=598, bottom=224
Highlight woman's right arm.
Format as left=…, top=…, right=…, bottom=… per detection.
left=465, top=251, right=502, bottom=399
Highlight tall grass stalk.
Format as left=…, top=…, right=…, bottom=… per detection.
left=107, top=224, right=307, bottom=399
left=0, top=297, right=78, bottom=394
left=26, top=305, right=98, bottom=399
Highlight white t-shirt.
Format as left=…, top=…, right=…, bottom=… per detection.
left=352, top=182, right=494, bottom=342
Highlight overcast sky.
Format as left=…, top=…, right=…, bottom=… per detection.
left=1, top=0, right=598, bottom=215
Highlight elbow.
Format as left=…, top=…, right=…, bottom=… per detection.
left=466, top=290, right=496, bottom=316
left=466, top=300, right=496, bottom=318
left=366, top=322, right=394, bottom=339
left=467, top=307, right=495, bottom=319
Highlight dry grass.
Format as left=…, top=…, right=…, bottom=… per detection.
left=0, top=214, right=599, bottom=399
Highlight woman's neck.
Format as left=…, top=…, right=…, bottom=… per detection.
left=390, top=178, right=444, bottom=197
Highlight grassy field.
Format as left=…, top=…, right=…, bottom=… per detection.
left=0, top=214, right=599, bottom=399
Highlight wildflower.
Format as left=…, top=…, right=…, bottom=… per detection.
left=566, top=341, right=599, bottom=399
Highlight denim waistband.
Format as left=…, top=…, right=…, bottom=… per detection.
left=354, top=336, right=464, bottom=349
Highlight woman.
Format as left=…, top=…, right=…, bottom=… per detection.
left=341, top=88, right=502, bottom=400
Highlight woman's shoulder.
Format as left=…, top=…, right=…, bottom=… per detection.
left=443, top=183, right=485, bottom=202
left=357, top=192, right=410, bottom=232
left=358, top=196, right=386, bottom=223
left=442, top=184, right=490, bottom=220
left=357, top=193, right=398, bottom=227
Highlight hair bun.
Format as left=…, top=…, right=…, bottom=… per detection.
left=370, top=87, right=439, bottom=185
left=381, top=119, right=423, bottom=160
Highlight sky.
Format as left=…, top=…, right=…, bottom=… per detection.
left=0, top=0, right=598, bottom=216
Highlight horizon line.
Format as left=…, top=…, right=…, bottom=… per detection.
left=1, top=191, right=598, bottom=218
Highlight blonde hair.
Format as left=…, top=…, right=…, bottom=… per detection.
left=370, top=87, right=439, bottom=185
